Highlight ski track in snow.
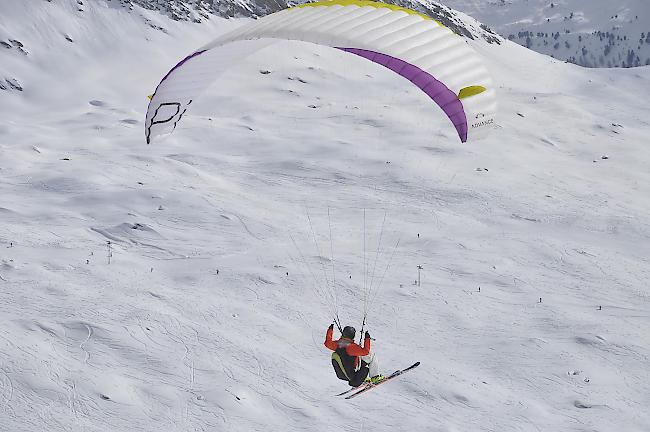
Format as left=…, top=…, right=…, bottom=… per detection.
left=0, top=368, right=14, bottom=415
left=79, top=323, right=93, bottom=364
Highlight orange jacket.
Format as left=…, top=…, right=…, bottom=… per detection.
left=324, top=326, right=371, bottom=368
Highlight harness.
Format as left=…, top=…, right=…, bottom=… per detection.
left=331, top=339, right=357, bottom=381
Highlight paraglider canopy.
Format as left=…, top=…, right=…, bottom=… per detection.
left=145, top=0, right=497, bottom=144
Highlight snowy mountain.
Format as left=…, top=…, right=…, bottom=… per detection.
left=1, top=1, right=650, bottom=432
left=443, top=0, right=650, bottom=67
left=124, top=0, right=287, bottom=20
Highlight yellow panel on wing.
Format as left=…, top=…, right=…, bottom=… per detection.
left=458, top=85, right=486, bottom=100
left=294, top=0, right=441, bottom=25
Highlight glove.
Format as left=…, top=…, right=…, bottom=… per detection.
left=328, top=323, right=334, bottom=330
left=365, top=331, right=371, bottom=340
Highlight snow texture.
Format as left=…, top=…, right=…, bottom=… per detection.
left=1, top=1, right=649, bottom=431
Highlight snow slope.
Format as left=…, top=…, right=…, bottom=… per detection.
left=1, top=1, right=650, bottom=431
left=443, top=0, right=650, bottom=67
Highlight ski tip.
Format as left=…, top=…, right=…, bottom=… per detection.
left=414, top=361, right=420, bottom=367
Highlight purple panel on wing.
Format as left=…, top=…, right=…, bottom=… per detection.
left=337, top=47, right=468, bottom=142
left=422, top=81, right=447, bottom=99
left=434, top=90, right=459, bottom=107
left=373, top=52, right=391, bottom=67
left=446, top=101, right=465, bottom=117
left=159, top=50, right=208, bottom=86
left=449, top=111, right=466, bottom=131
left=410, top=71, right=431, bottom=89
left=450, top=112, right=466, bottom=124
left=400, top=64, right=421, bottom=80
left=387, top=57, right=405, bottom=73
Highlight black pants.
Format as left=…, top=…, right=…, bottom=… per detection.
left=348, top=360, right=370, bottom=388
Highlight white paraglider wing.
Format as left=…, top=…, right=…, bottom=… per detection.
left=145, top=1, right=497, bottom=144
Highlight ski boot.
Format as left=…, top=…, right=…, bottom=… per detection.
left=364, top=374, right=386, bottom=384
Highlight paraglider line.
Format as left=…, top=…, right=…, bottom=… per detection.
left=368, top=238, right=401, bottom=312
left=285, top=246, right=342, bottom=333
left=289, top=234, right=338, bottom=321
left=363, top=209, right=367, bottom=304
left=367, top=210, right=387, bottom=297
left=305, top=207, right=332, bottom=295
left=327, top=207, right=339, bottom=315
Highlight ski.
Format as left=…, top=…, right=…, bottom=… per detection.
left=335, top=383, right=370, bottom=397
left=345, top=362, right=420, bottom=400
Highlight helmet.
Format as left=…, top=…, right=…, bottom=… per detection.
left=342, top=326, right=356, bottom=340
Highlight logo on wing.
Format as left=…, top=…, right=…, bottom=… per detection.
left=471, top=113, right=493, bottom=129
